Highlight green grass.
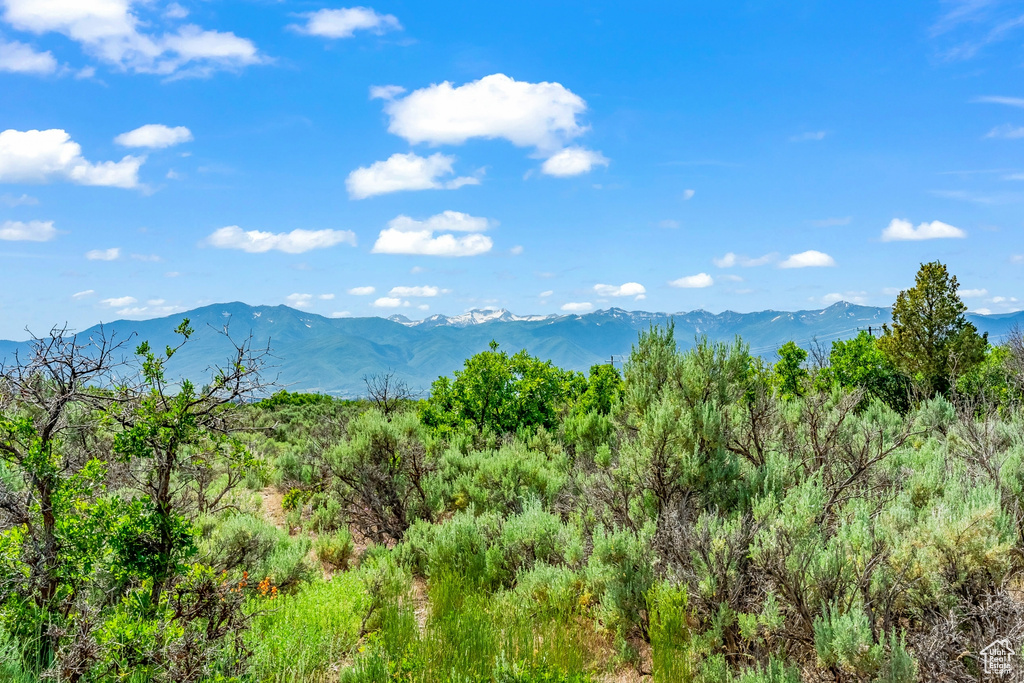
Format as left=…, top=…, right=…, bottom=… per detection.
left=246, top=573, right=366, bottom=682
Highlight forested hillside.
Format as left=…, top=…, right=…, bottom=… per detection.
left=2, top=302, right=1022, bottom=399
left=1, top=262, right=1023, bottom=682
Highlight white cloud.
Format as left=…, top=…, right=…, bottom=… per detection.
left=346, top=152, right=479, bottom=199
left=681, top=189, right=695, bottom=200
left=510, top=245, right=523, bottom=255
left=973, top=307, right=993, bottom=315
left=291, top=7, right=401, bottom=38
left=974, top=96, right=1024, bottom=108
left=561, top=302, right=593, bottom=312
left=594, top=282, right=645, bottom=297
left=380, top=73, right=589, bottom=152
left=86, top=247, right=120, bottom=260
left=101, top=295, right=136, bottom=307
left=417, top=304, right=429, bottom=311
left=985, top=124, right=1024, bottom=139
left=0, top=193, right=38, bottom=206
left=880, top=218, right=966, bottom=241
left=669, top=273, right=714, bottom=288
left=1012, top=254, right=1024, bottom=264
left=115, top=124, right=192, bottom=148
left=369, top=84, right=406, bottom=100
left=286, top=293, right=315, bottom=308
left=0, top=219, right=57, bottom=241
left=372, top=211, right=494, bottom=257
left=164, top=3, right=187, bottom=20
left=960, top=288, right=988, bottom=297
left=658, top=219, right=680, bottom=229
left=713, top=252, right=776, bottom=268
left=348, top=286, right=376, bottom=295
left=387, top=210, right=492, bottom=233
left=389, top=285, right=440, bottom=297
left=541, top=147, right=609, bottom=176
left=373, top=296, right=403, bottom=308
left=373, top=229, right=492, bottom=257
left=319, top=293, right=334, bottom=300
left=72, top=289, right=94, bottom=299
left=790, top=131, right=827, bottom=142
left=0, top=39, right=57, bottom=73
left=992, top=296, right=1019, bottom=304
left=130, top=253, right=160, bottom=261
left=779, top=250, right=836, bottom=268
left=328, top=311, right=351, bottom=318
left=1, top=0, right=264, bottom=77
left=205, top=226, right=357, bottom=253
left=0, top=129, right=143, bottom=188
left=539, top=290, right=554, bottom=298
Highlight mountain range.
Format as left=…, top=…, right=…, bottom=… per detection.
left=1, top=302, right=1021, bottom=397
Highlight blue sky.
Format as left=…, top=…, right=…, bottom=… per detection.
left=1, top=0, right=1022, bottom=339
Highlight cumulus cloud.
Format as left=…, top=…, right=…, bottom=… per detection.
left=388, top=285, right=440, bottom=297
left=328, top=311, right=351, bottom=318
left=372, top=211, right=494, bottom=257
left=346, top=152, right=478, bottom=199
left=388, top=210, right=492, bottom=233
left=0, top=219, right=57, bottom=241
left=205, top=226, right=357, bottom=253
left=348, top=286, right=376, bottom=295
left=379, top=73, right=588, bottom=151
left=594, top=282, right=645, bottom=298
left=960, top=288, right=988, bottom=297
left=713, top=252, right=776, bottom=268
left=115, top=124, right=192, bottom=148
left=1, top=0, right=264, bottom=77
left=541, top=147, right=609, bottom=177
left=101, top=295, right=136, bottom=307
left=0, top=38, right=57, bottom=73
left=881, top=218, right=966, bottom=241
left=779, top=250, right=835, bottom=268
left=0, top=129, right=143, bottom=188
left=561, top=302, right=593, bottom=312
left=373, top=296, right=403, bottom=308
left=86, top=247, right=120, bottom=261
left=286, top=293, right=321, bottom=308
left=290, top=7, right=401, bottom=38
left=669, top=273, right=714, bottom=288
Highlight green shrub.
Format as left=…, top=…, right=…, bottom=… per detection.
left=314, top=529, right=355, bottom=570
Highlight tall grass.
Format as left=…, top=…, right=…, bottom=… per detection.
left=246, top=573, right=365, bottom=682
left=341, top=574, right=597, bottom=682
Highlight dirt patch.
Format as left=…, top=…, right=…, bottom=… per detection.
left=259, top=486, right=289, bottom=531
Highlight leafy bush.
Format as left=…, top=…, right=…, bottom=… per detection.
left=314, top=528, right=355, bottom=570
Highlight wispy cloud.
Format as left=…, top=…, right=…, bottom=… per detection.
left=789, top=131, right=827, bottom=142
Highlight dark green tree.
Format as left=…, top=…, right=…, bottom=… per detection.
left=420, top=341, right=585, bottom=436
left=821, top=331, right=911, bottom=413
left=773, top=341, right=808, bottom=398
left=878, top=261, right=987, bottom=395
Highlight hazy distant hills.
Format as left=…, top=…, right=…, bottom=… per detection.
left=2, top=302, right=1021, bottom=397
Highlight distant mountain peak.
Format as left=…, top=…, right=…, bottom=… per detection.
left=388, top=308, right=557, bottom=328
